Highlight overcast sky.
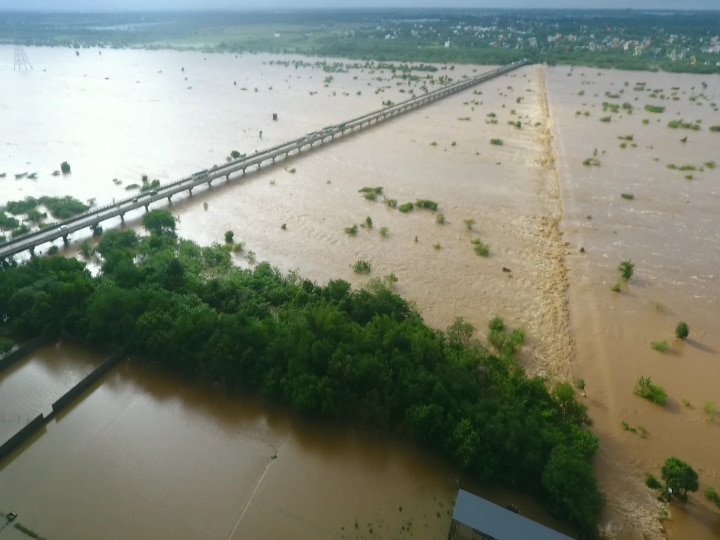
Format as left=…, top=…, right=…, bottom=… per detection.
left=3, top=0, right=719, bottom=11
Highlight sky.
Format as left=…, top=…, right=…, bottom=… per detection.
left=2, top=0, right=719, bottom=11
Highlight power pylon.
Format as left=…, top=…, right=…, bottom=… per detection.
left=13, top=45, right=33, bottom=71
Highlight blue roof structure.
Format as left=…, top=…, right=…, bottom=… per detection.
left=452, top=489, right=575, bottom=540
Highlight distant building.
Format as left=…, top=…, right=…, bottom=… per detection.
left=448, top=489, right=575, bottom=540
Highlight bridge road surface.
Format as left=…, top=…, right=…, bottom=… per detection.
left=0, top=60, right=528, bottom=260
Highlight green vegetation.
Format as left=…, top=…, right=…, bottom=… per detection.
left=379, top=226, right=388, bottom=237
left=582, top=157, right=601, bottom=167
left=433, top=242, right=441, bottom=250
left=705, top=487, right=720, bottom=507
left=644, top=105, right=665, bottom=113
left=398, top=202, right=414, bottom=213
left=140, top=177, right=161, bottom=192
left=142, top=210, right=176, bottom=237
left=599, top=116, right=611, bottom=123
left=620, top=193, right=635, bottom=200
left=0, top=221, right=604, bottom=537
left=667, top=119, right=701, bottom=130
left=646, top=474, right=663, bottom=490
left=435, top=212, right=446, bottom=225
left=490, top=138, right=504, bottom=146
left=416, top=199, right=439, bottom=211
left=344, top=225, right=358, bottom=236
left=621, top=422, right=648, bottom=438
left=4, top=197, right=39, bottom=215
left=618, top=259, right=634, bottom=282
left=359, top=186, right=383, bottom=201
left=661, top=457, right=699, bottom=501
left=384, top=198, right=398, bottom=209
left=351, top=259, right=372, bottom=274
left=610, top=282, right=622, bottom=293
left=464, top=219, right=476, bottom=231
left=224, top=230, right=234, bottom=244
left=704, top=161, right=716, bottom=169
left=709, top=125, right=720, bottom=132
left=675, top=321, right=689, bottom=340
left=471, top=239, right=490, bottom=257
left=41, top=196, right=91, bottom=219
left=704, top=401, right=718, bottom=422
left=0, top=212, right=21, bottom=231
left=363, top=216, right=373, bottom=229
left=60, top=161, right=71, bottom=174
left=634, top=376, right=668, bottom=406
left=650, top=340, right=668, bottom=353
left=0, top=336, right=14, bottom=355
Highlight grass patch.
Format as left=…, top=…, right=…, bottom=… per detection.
left=352, top=259, right=371, bottom=274
left=667, top=119, right=701, bottom=130
left=384, top=198, right=398, bottom=209
left=379, top=226, right=388, bottom=237
left=650, top=340, right=669, bottom=353
left=634, top=376, right=668, bottom=405
left=398, top=202, right=414, bottom=213
left=709, top=125, right=720, bottom=132
left=644, top=104, right=665, bottom=113
left=582, top=157, right=601, bottom=167
left=435, top=212, right=446, bottom=224
left=704, top=161, right=716, bottom=169
left=471, top=238, right=490, bottom=257
left=620, top=193, right=635, bottom=200
left=344, top=225, right=358, bottom=236
left=433, top=242, right=441, bottom=250
left=599, top=116, right=611, bottom=123
left=416, top=199, right=438, bottom=211
left=489, top=138, right=504, bottom=146
left=704, top=401, right=718, bottom=422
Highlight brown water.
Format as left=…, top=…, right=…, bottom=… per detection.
left=0, top=342, right=100, bottom=442
left=5, top=45, right=717, bottom=539
left=0, top=350, right=573, bottom=540
left=546, top=66, right=720, bottom=539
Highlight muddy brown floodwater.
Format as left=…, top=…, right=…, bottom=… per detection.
left=2, top=45, right=718, bottom=539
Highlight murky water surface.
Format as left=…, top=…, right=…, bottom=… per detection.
left=3, top=46, right=718, bottom=539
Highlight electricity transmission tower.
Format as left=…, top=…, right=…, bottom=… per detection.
left=13, top=45, right=33, bottom=71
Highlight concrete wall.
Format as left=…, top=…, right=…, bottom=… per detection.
left=50, top=351, right=123, bottom=415
left=0, top=414, right=45, bottom=462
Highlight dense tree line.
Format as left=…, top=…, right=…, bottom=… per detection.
left=0, top=213, right=603, bottom=538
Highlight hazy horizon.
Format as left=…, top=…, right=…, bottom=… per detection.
left=2, top=0, right=719, bottom=12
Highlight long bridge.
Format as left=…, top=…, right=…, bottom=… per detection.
left=0, top=60, right=528, bottom=260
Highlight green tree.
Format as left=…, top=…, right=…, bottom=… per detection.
left=60, top=161, right=71, bottom=174
left=661, top=457, right=699, bottom=501
left=675, top=321, right=689, bottom=340
left=142, top=210, right=176, bottom=237
left=224, top=230, right=234, bottom=244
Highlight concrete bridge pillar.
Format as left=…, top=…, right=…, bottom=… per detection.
left=167, top=195, right=173, bottom=203
left=120, top=213, right=125, bottom=223
left=226, top=174, right=230, bottom=181
left=144, top=204, right=149, bottom=212
left=62, top=235, right=69, bottom=245
left=29, top=246, right=35, bottom=256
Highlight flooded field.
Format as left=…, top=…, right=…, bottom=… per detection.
left=546, top=66, right=720, bottom=539
left=2, top=44, right=719, bottom=539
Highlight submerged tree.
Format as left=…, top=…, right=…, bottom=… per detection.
left=661, top=457, right=699, bottom=501
left=618, top=259, right=635, bottom=282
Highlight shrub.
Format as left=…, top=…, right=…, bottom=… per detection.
left=416, top=199, right=438, bottom=211
left=661, top=457, right=699, bottom=501
left=364, top=216, right=373, bottom=229
left=60, top=161, right=71, bottom=174
left=704, top=161, right=716, bottom=170
left=433, top=242, right=441, bottom=250
left=675, top=321, right=689, bottom=340
left=599, top=116, right=611, bottom=123
left=352, top=259, right=371, bottom=274
left=488, top=316, right=505, bottom=332
left=435, top=212, right=446, bottom=224
left=385, top=198, right=398, bottom=209
left=224, top=230, right=234, bottom=244
left=471, top=239, right=489, bottom=257
left=576, top=379, right=586, bottom=391
left=379, top=226, right=388, bottom=237
left=464, top=218, right=476, bottom=231
left=646, top=474, right=663, bottom=490
left=705, top=487, right=720, bottom=507
left=344, top=225, right=358, bottom=236
left=634, top=376, right=668, bottom=405
left=490, top=138, right=504, bottom=146
left=582, top=157, right=601, bottom=167
left=359, top=186, right=383, bottom=201
left=709, top=125, right=720, bottom=132
left=281, top=223, right=287, bottom=230
left=621, top=193, right=635, bottom=200
left=47, top=245, right=59, bottom=255
left=398, top=202, right=414, bottom=213
left=651, top=340, right=668, bottom=353
left=618, top=259, right=634, bottom=282
left=611, top=282, right=622, bottom=293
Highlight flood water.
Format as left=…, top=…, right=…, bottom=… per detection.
left=0, top=347, right=571, bottom=540
left=0, top=342, right=100, bottom=442
left=546, top=66, right=720, bottom=539
left=2, top=44, right=718, bottom=539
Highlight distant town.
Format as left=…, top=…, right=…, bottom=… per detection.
left=2, top=8, right=720, bottom=73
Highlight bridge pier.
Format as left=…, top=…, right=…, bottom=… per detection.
left=167, top=195, right=172, bottom=203
left=226, top=174, right=230, bottom=181
left=188, top=186, right=193, bottom=195
left=120, top=213, right=125, bottom=223
left=29, top=246, right=35, bottom=256
left=144, top=204, right=149, bottom=212
left=62, top=235, right=69, bottom=246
